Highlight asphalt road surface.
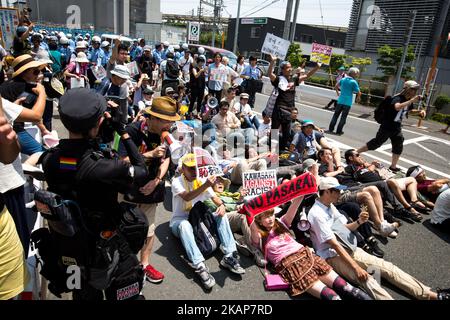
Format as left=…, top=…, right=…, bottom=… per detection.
left=48, top=92, right=450, bottom=301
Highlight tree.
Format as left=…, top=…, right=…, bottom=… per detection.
left=286, top=43, right=305, bottom=68
left=349, top=56, right=372, bottom=74
left=377, top=44, right=415, bottom=81
left=329, top=54, right=349, bottom=74
left=200, top=32, right=223, bottom=47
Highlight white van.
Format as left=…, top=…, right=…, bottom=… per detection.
left=101, top=34, right=133, bottom=48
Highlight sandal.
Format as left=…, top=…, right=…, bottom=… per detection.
left=405, top=206, right=423, bottom=222
left=411, top=200, right=432, bottom=214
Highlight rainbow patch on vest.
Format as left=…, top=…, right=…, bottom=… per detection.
left=59, top=157, right=77, bottom=171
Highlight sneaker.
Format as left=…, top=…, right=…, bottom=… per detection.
left=389, top=167, right=402, bottom=173
left=144, top=264, right=164, bottom=284
left=249, top=246, right=267, bottom=268
left=220, top=256, right=245, bottom=275
left=235, top=239, right=252, bottom=257
left=367, top=238, right=385, bottom=258
left=388, top=230, right=398, bottom=239
left=195, top=265, right=216, bottom=290
left=384, top=211, right=403, bottom=226
left=437, top=288, right=450, bottom=300
left=379, top=220, right=397, bottom=237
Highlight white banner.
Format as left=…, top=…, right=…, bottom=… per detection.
left=126, top=61, right=139, bottom=78
left=242, top=170, right=278, bottom=199
left=0, top=8, right=19, bottom=52
left=261, top=33, right=291, bottom=60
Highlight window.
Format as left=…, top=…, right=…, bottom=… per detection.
left=336, top=40, right=343, bottom=48
left=251, top=27, right=261, bottom=38
left=300, top=34, right=313, bottom=43
left=326, top=38, right=335, bottom=47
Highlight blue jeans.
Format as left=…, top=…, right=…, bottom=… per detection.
left=17, top=131, right=45, bottom=156
left=329, top=104, right=351, bottom=134
left=171, top=214, right=237, bottom=266
left=242, top=115, right=260, bottom=130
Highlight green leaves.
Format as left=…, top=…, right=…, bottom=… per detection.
left=376, top=44, right=416, bottom=81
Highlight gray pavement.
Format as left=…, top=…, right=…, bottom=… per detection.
left=47, top=91, right=450, bottom=301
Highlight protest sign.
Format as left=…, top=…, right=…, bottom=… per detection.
left=126, top=61, right=139, bottom=78
left=209, top=66, right=228, bottom=83
left=242, top=170, right=277, bottom=199
left=0, top=8, right=19, bottom=52
left=240, top=172, right=318, bottom=223
left=176, top=121, right=195, bottom=134
left=91, top=65, right=107, bottom=80
left=310, top=43, right=333, bottom=65
left=261, top=33, right=291, bottom=60
left=194, top=147, right=224, bottom=182
left=70, top=77, right=85, bottom=89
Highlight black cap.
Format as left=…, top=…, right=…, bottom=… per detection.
left=59, top=88, right=107, bottom=134
left=143, top=87, right=154, bottom=95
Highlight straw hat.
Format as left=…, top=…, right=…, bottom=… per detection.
left=143, top=96, right=181, bottom=122
left=12, top=54, right=47, bottom=78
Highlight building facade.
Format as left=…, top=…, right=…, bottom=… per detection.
left=226, top=17, right=347, bottom=58
left=345, top=0, right=450, bottom=97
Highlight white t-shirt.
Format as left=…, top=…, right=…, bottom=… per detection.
left=0, top=99, right=26, bottom=193
left=179, top=56, right=193, bottom=75
left=431, top=189, right=450, bottom=225
left=232, top=102, right=252, bottom=117
left=258, top=122, right=271, bottom=138
left=170, top=175, right=216, bottom=226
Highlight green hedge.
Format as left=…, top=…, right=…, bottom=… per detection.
left=431, top=113, right=450, bottom=124
left=434, top=95, right=450, bottom=110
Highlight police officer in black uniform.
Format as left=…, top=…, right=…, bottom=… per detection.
left=39, top=88, right=149, bottom=300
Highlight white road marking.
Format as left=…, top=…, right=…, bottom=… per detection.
left=254, top=99, right=450, bottom=178
left=414, top=142, right=450, bottom=166
left=375, top=149, right=450, bottom=179
left=377, top=136, right=430, bottom=151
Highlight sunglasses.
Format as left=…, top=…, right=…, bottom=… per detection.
left=352, top=153, right=360, bottom=157
left=30, top=68, right=41, bottom=75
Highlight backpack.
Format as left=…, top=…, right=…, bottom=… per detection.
left=374, top=96, right=393, bottom=124
left=165, top=59, right=180, bottom=79
left=188, top=201, right=221, bottom=257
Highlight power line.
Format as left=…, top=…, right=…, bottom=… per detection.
left=247, top=0, right=281, bottom=17
left=241, top=0, right=274, bottom=16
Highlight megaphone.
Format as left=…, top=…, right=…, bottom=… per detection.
left=161, top=131, right=188, bottom=162
left=207, top=97, right=218, bottom=109
left=297, top=208, right=311, bottom=232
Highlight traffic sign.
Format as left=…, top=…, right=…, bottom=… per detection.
left=241, top=18, right=268, bottom=25
left=188, top=22, right=200, bottom=42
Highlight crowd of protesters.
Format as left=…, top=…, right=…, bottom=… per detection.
left=0, top=20, right=449, bottom=301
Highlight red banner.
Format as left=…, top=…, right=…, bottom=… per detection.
left=240, top=172, right=318, bottom=223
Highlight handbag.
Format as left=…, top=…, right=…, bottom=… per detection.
left=263, top=237, right=289, bottom=291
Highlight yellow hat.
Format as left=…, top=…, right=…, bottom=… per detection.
left=144, top=96, right=181, bottom=122
left=181, top=153, right=197, bottom=167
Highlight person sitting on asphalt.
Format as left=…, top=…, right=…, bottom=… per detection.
left=430, top=189, right=450, bottom=234
left=251, top=195, right=372, bottom=300
left=203, top=176, right=267, bottom=267
left=232, top=93, right=260, bottom=132
left=344, top=150, right=423, bottom=222
left=307, top=177, right=450, bottom=300
left=307, top=156, right=400, bottom=239
left=170, top=153, right=245, bottom=290
left=406, top=165, right=450, bottom=204
left=211, top=101, right=252, bottom=146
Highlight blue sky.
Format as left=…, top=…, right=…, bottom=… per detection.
left=161, top=0, right=353, bottom=27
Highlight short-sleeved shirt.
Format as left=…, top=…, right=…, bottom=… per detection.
left=171, top=175, right=216, bottom=225
left=337, top=77, right=359, bottom=107
left=291, top=131, right=323, bottom=157
left=207, top=63, right=228, bottom=91
left=189, top=65, right=206, bottom=91
left=264, top=218, right=303, bottom=266
left=241, top=65, right=261, bottom=80
left=345, top=164, right=381, bottom=183
left=431, top=189, right=450, bottom=224
left=211, top=112, right=241, bottom=132
left=272, top=75, right=300, bottom=113
left=382, top=95, right=410, bottom=130
left=307, top=200, right=348, bottom=260
left=0, top=99, right=26, bottom=193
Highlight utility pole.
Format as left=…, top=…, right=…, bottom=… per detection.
left=283, top=0, right=294, bottom=40
left=232, top=0, right=241, bottom=53
left=419, top=0, right=450, bottom=125
left=393, top=10, right=416, bottom=94
left=289, top=0, right=300, bottom=42
left=212, top=0, right=217, bottom=47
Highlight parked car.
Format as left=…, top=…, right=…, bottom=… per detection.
left=188, top=44, right=238, bottom=68
left=101, top=34, right=133, bottom=48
